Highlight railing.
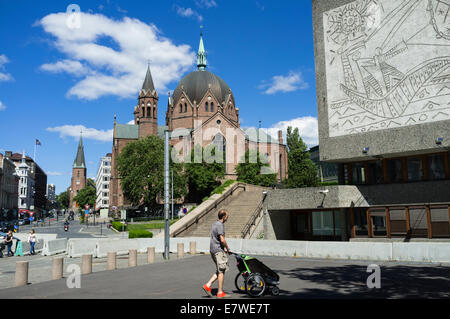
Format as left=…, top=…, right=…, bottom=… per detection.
left=172, top=183, right=247, bottom=237
left=241, top=200, right=264, bottom=239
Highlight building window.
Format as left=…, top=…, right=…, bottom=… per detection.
left=211, top=102, right=214, bottom=112
left=386, top=159, right=403, bottom=183
left=147, top=107, right=151, bottom=118
left=205, top=102, right=208, bottom=111
left=407, top=157, right=423, bottom=181
left=185, top=103, right=187, bottom=113
left=427, top=154, right=445, bottom=180
left=153, top=108, right=156, bottom=118
left=368, top=161, right=383, bottom=184
left=179, top=104, right=182, bottom=113
left=351, top=163, right=365, bottom=184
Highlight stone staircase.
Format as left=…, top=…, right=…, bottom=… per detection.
left=178, top=184, right=266, bottom=238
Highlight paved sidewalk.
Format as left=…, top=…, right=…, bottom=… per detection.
left=0, top=251, right=193, bottom=290
left=0, top=255, right=449, bottom=299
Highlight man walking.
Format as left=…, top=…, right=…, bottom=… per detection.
left=203, top=209, right=231, bottom=298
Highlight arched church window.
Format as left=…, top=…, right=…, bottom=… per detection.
left=211, top=102, right=214, bottom=112
left=180, top=104, right=182, bottom=113
left=205, top=102, right=209, bottom=112
left=147, top=107, right=151, bottom=118
left=185, top=103, right=187, bottom=113
left=153, top=108, right=156, bottom=118
left=212, top=133, right=226, bottom=173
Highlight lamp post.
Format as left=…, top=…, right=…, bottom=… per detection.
left=164, top=130, right=170, bottom=260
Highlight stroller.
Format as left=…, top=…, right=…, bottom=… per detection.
left=232, top=253, right=280, bottom=297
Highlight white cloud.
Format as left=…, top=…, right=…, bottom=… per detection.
left=38, top=12, right=195, bottom=100
left=0, top=101, right=5, bottom=111
left=175, top=6, right=203, bottom=22
left=47, top=171, right=67, bottom=176
left=195, top=0, right=218, bottom=8
left=259, top=71, right=308, bottom=95
left=46, top=125, right=113, bottom=142
left=0, top=54, right=13, bottom=82
left=40, top=59, right=91, bottom=77
left=263, top=116, right=319, bottom=147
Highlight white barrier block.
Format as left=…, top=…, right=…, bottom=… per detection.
left=42, top=238, right=68, bottom=256
left=96, top=239, right=139, bottom=258
left=67, top=239, right=98, bottom=258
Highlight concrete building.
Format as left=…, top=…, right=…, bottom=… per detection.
left=14, top=152, right=35, bottom=211
left=0, top=153, right=19, bottom=211
left=7, top=151, right=47, bottom=215
left=263, top=0, right=450, bottom=241
left=46, top=184, right=56, bottom=201
left=95, top=153, right=111, bottom=210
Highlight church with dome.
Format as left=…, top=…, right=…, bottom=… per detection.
left=110, top=33, right=288, bottom=208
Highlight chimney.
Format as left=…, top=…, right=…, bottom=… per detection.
left=278, top=130, right=283, bottom=144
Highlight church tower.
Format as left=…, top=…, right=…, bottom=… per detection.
left=69, top=134, right=87, bottom=210
left=135, top=65, right=158, bottom=138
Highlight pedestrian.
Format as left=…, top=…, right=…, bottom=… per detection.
left=5, top=230, right=13, bottom=257
left=203, top=209, right=232, bottom=298
left=27, top=229, right=38, bottom=255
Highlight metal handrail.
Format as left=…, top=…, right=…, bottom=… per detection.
left=241, top=200, right=264, bottom=238
left=172, top=183, right=246, bottom=237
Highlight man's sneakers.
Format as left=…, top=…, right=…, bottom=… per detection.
left=216, top=291, right=231, bottom=298
left=202, top=284, right=213, bottom=297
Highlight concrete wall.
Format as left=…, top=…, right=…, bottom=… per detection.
left=312, top=0, right=450, bottom=162
left=53, top=237, right=450, bottom=263
left=265, top=181, right=450, bottom=211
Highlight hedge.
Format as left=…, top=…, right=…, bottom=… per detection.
left=129, top=229, right=153, bottom=238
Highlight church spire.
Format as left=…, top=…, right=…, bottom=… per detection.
left=197, top=27, right=207, bottom=71
left=142, top=62, right=156, bottom=93
left=73, top=134, right=86, bottom=169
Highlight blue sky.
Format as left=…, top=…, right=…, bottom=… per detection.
left=0, top=0, right=318, bottom=195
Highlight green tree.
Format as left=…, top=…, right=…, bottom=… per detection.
left=284, top=126, right=319, bottom=188
left=235, top=150, right=277, bottom=187
left=72, top=185, right=96, bottom=209
left=116, top=135, right=187, bottom=209
left=56, top=190, right=70, bottom=209
left=185, top=144, right=225, bottom=202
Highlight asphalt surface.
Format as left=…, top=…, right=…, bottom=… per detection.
left=0, top=254, right=449, bottom=299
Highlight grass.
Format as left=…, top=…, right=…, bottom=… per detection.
left=128, top=218, right=180, bottom=231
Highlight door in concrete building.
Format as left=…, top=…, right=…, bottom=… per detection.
left=291, top=211, right=312, bottom=240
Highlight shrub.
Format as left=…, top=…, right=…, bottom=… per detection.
left=129, top=229, right=153, bottom=238
left=112, top=221, right=127, bottom=232
left=210, top=179, right=236, bottom=196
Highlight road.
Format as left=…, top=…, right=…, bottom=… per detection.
left=16, top=215, right=116, bottom=239
left=0, top=254, right=449, bottom=299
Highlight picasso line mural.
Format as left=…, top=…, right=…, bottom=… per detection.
left=323, top=0, right=450, bottom=137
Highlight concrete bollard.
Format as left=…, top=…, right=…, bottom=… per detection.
left=129, top=249, right=137, bottom=267
left=177, top=243, right=184, bottom=258
left=82, top=254, right=92, bottom=275
left=15, top=261, right=29, bottom=287
left=52, top=257, right=64, bottom=280
left=107, top=252, right=117, bottom=270
left=190, top=241, right=197, bottom=255
left=147, top=247, right=155, bottom=264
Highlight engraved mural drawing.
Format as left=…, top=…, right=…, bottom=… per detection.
left=323, top=0, right=450, bottom=137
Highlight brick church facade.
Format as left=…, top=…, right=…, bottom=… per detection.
left=109, top=33, right=288, bottom=209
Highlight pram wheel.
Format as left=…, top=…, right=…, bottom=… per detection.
left=245, top=273, right=266, bottom=297
left=271, top=286, right=280, bottom=296
left=235, top=273, right=247, bottom=293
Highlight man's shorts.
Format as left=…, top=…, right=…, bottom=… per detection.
left=211, top=251, right=229, bottom=274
